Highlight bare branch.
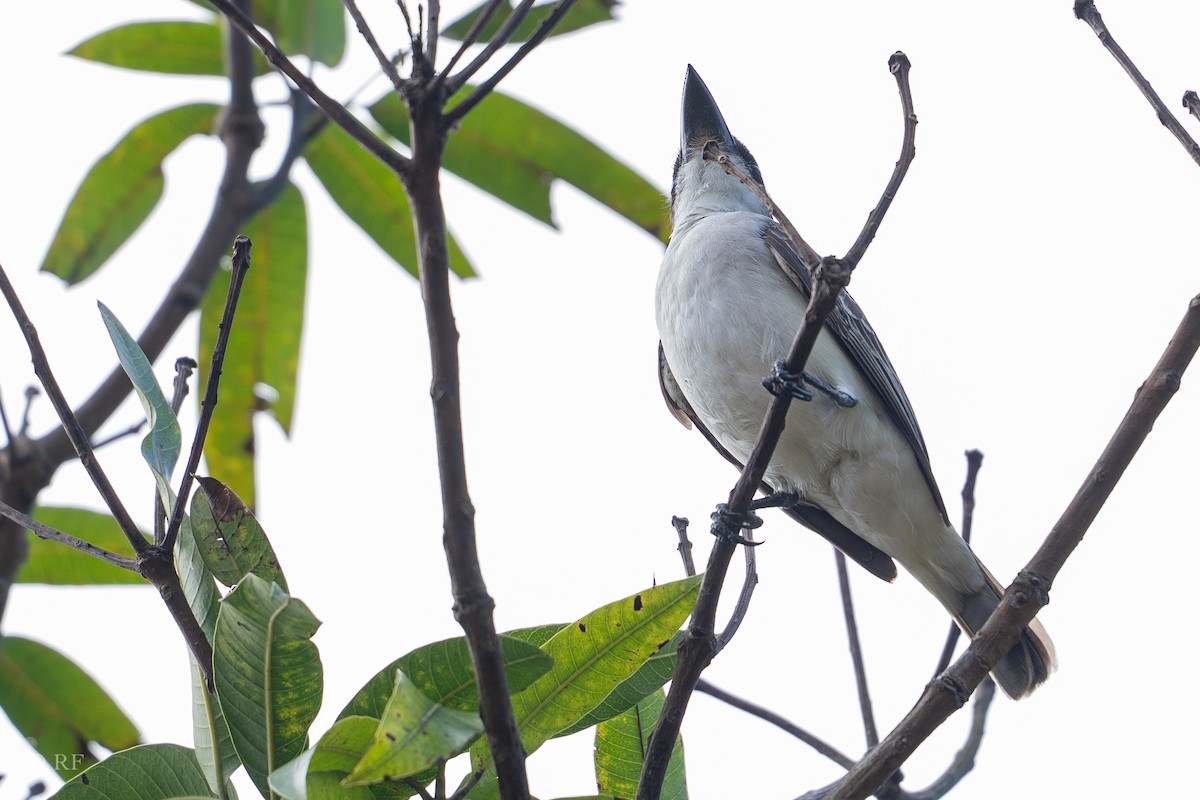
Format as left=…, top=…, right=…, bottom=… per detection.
left=672, top=515, right=695, bottom=577
left=1183, top=90, right=1200, bottom=124
left=0, top=262, right=148, bottom=557
left=933, top=450, right=984, bottom=677
left=434, top=0, right=507, bottom=88
left=206, top=0, right=412, bottom=176
left=696, top=679, right=856, bottom=770
left=445, top=0, right=580, bottom=125
left=443, top=0, right=535, bottom=95
left=162, top=237, right=252, bottom=553
left=822, top=293, right=1200, bottom=798
left=1074, top=0, right=1200, bottom=167
left=715, top=537, right=758, bottom=650
left=835, top=551, right=879, bottom=749
left=344, top=0, right=406, bottom=93
left=0, top=500, right=137, bottom=572
left=427, top=0, right=440, bottom=70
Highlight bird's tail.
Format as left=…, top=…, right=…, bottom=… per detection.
left=955, top=559, right=1056, bottom=699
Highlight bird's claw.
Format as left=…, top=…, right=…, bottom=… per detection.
left=762, top=361, right=858, bottom=407
left=710, top=503, right=764, bottom=546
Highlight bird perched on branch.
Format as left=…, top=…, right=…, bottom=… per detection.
left=655, top=66, right=1053, bottom=698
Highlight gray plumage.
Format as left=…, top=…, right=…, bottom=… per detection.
left=656, top=66, right=1053, bottom=698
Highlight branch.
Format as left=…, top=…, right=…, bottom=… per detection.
left=206, top=0, right=412, bottom=176
left=343, top=0, right=405, bottom=93
left=638, top=53, right=920, bottom=800
left=1184, top=90, right=1200, bottom=124
left=443, top=0, right=535, bottom=95
left=0, top=500, right=137, bottom=572
left=445, top=0, right=579, bottom=126
left=1074, top=0, right=1200, bottom=167
left=821, top=293, right=1200, bottom=799
left=696, top=679, right=856, bottom=769
left=404, top=90, right=529, bottom=798
left=835, top=552, right=878, bottom=749
left=162, top=237, right=252, bottom=552
left=933, top=450, right=984, bottom=677
left=0, top=262, right=148, bottom=557
left=433, top=0, right=507, bottom=88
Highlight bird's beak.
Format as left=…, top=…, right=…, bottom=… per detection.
left=680, top=65, right=736, bottom=156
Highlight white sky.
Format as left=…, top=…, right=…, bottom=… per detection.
left=2, top=1, right=1198, bottom=798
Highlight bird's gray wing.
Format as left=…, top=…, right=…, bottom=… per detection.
left=659, top=344, right=899, bottom=581
left=762, top=223, right=950, bottom=524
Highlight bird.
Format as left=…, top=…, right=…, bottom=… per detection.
left=655, top=65, right=1054, bottom=699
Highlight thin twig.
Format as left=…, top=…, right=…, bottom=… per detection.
left=0, top=387, right=13, bottom=449
left=0, top=500, right=137, bottom=571
left=206, top=0, right=412, bottom=176
left=344, top=0, right=406, bottom=93
left=432, top=0, right=507, bottom=90
left=445, top=0, right=579, bottom=125
left=0, top=263, right=148, bottom=557
left=88, top=419, right=146, bottom=451
left=672, top=515, right=695, bottom=577
left=1074, top=0, right=1200, bottom=167
left=933, top=450, right=984, bottom=676
left=638, top=54, right=921, bottom=800
left=696, top=679, right=856, bottom=770
left=822, top=295, right=1200, bottom=798
left=835, top=551, right=878, bottom=749
left=443, top=0, right=535, bottom=95
left=427, top=0, right=440, bottom=70
left=896, top=679, right=996, bottom=800
left=20, top=387, right=38, bottom=435
left=715, top=536, right=758, bottom=651
left=162, top=237, right=252, bottom=553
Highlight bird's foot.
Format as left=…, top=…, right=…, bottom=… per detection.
left=751, top=490, right=800, bottom=511
left=710, top=503, right=764, bottom=546
left=762, top=361, right=858, bottom=407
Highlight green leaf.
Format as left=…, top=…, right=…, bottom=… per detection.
left=42, top=103, right=219, bottom=283
left=557, top=632, right=680, bottom=736
left=17, top=506, right=144, bottom=585
left=98, top=302, right=181, bottom=506
left=345, top=670, right=484, bottom=785
left=338, top=634, right=552, bottom=720
left=595, top=690, right=687, bottom=800
left=189, top=476, right=287, bottom=591
left=177, top=518, right=243, bottom=795
left=257, top=0, right=347, bottom=67
left=198, top=182, right=308, bottom=507
left=68, top=20, right=270, bottom=76
left=50, top=743, right=213, bottom=799
left=441, top=0, right=616, bottom=42
left=466, top=576, right=701, bottom=797
left=214, top=574, right=323, bottom=797
left=303, top=716, right=424, bottom=799
left=0, top=636, right=139, bottom=780
left=368, top=89, right=669, bottom=242
left=304, top=123, right=475, bottom=278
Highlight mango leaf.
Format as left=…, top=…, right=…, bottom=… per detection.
left=304, top=123, right=475, bottom=278
left=345, top=670, right=484, bottom=785
left=98, top=302, right=181, bottom=506
left=338, top=634, right=551, bottom=720
left=441, top=0, right=616, bottom=42
left=595, top=689, right=687, bottom=800
left=557, top=631, right=680, bottom=736
left=214, top=574, right=323, bottom=797
left=42, top=103, right=219, bottom=283
left=0, top=637, right=140, bottom=780
left=368, top=89, right=669, bottom=242
left=298, top=716, right=426, bottom=799
left=198, top=182, right=308, bottom=507
left=177, top=517, right=242, bottom=795
left=190, top=476, right=287, bottom=591
left=257, top=0, right=346, bottom=67
left=50, top=743, right=213, bottom=799
left=465, top=576, right=701, bottom=798
left=17, top=506, right=144, bottom=585
left=68, top=20, right=270, bottom=76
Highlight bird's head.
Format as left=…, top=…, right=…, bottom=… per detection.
left=670, top=66, right=767, bottom=226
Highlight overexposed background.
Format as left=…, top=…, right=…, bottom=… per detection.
left=2, top=1, right=1197, bottom=797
